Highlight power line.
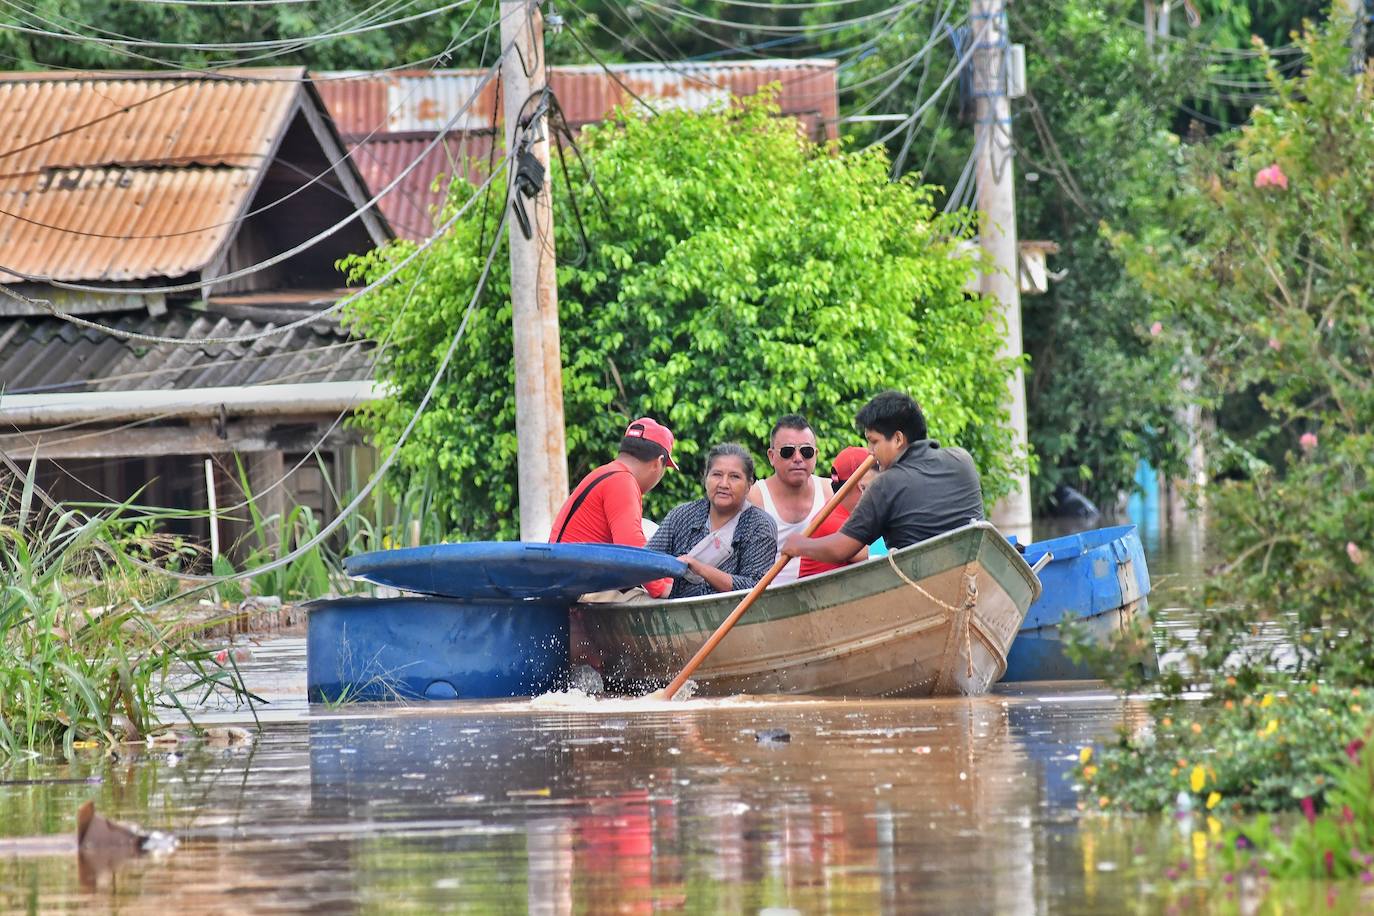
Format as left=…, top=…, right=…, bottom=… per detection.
left=0, top=47, right=509, bottom=303
left=1, top=0, right=478, bottom=54
left=0, top=4, right=496, bottom=242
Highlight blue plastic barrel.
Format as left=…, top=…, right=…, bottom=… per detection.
left=306, top=595, right=568, bottom=702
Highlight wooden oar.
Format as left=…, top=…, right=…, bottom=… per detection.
left=657, top=453, right=878, bottom=700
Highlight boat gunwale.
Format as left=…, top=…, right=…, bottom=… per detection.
left=581, top=520, right=1041, bottom=619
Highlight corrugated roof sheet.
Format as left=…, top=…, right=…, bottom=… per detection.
left=0, top=167, right=256, bottom=283
left=316, top=60, right=839, bottom=240
left=0, top=69, right=303, bottom=282
left=0, top=300, right=371, bottom=395
left=347, top=133, right=497, bottom=240
left=317, top=60, right=837, bottom=136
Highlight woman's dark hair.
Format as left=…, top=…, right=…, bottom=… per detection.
left=855, top=390, right=927, bottom=442
left=619, top=435, right=668, bottom=463
left=702, top=443, right=756, bottom=483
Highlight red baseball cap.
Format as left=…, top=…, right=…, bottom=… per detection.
left=624, top=417, right=678, bottom=469
left=830, top=446, right=871, bottom=484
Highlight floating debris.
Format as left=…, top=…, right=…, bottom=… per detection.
left=755, top=728, right=791, bottom=745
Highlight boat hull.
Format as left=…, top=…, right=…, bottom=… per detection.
left=581, top=522, right=1039, bottom=698
left=1001, top=524, right=1156, bottom=681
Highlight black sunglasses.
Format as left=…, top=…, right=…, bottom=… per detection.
left=776, top=445, right=816, bottom=460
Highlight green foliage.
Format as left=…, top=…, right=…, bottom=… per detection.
left=1225, top=723, right=1374, bottom=881
left=1118, top=6, right=1374, bottom=686
left=1010, top=0, right=1198, bottom=509
left=343, top=95, right=1022, bottom=539
left=1078, top=686, right=1369, bottom=814
left=0, top=466, right=252, bottom=758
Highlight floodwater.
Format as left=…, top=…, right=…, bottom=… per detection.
left=0, top=516, right=1286, bottom=913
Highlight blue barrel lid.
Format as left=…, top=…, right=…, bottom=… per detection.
left=343, top=541, right=687, bottom=602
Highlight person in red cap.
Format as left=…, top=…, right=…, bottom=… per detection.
left=797, top=446, right=873, bottom=578
left=551, top=418, right=677, bottom=673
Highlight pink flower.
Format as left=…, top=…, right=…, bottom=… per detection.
left=1347, top=739, right=1365, bottom=762
left=1325, top=849, right=1335, bottom=877
left=1345, top=805, right=1356, bottom=825
left=1267, top=337, right=1282, bottom=351
left=1349, top=542, right=1366, bottom=565
left=1254, top=164, right=1289, bottom=190
left=1150, top=321, right=1164, bottom=337
left=1302, top=796, right=1317, bottom=825
left=1300, top=432, right=1318, bottom=453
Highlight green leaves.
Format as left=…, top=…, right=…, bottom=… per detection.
left=344, top=94, right=1022, bottom=539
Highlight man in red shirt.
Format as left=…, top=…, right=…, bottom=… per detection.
left=798, top=446, right=872, bottom=578
left=551, top=418, right=678, bottom=674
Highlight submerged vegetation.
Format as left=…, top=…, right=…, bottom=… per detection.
left=1069, top=8, right=1374, bottom=891
left=0, top=462, right=256, bottom=758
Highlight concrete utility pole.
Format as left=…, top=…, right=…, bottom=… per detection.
left=971, top=0, right=1032, bottom=540
left=500, top=0, right=569, bottom=541
left=1345, top=0, right=1367, bottom=77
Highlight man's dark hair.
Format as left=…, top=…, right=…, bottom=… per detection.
left=703, top=442, right=757, bottom=483
left=855, top=390, right=927, bottom=442
left=770, top=413, right=811, bottom=442
left=619, top=436, right=667, bottom=463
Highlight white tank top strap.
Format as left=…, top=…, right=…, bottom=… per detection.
left=757, top=479, right=780, bottom=516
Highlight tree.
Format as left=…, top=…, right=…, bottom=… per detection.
left=341, top=95, right=1022, bottom=539
left=1118, top=6, right=1374, bottom=684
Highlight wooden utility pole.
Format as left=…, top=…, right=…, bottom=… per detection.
left=971, top=0, right=1032, bottom=540
left=500, top=0, right=569, bottom=541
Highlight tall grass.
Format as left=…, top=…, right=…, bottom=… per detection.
left=0, top=460, right=255, bottom=759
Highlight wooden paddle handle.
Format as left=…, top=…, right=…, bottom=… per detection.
left=661, top=453, right=879, bottom=700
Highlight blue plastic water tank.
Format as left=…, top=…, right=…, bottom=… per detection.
left=306, top=595, right=568, bottom=702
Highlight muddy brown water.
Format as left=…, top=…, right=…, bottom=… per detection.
left=0, top=519, right=1316, bottom=913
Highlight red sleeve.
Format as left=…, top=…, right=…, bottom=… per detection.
left=602, top=473, right=648, bottom=548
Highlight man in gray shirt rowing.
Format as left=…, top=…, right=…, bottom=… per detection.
left=782, top=390, right=984, bottom=563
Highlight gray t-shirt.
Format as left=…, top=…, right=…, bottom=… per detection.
left=840, top=440, right=984, bottom=550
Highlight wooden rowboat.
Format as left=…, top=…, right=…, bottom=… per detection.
left=581, top=521, right=1041, bottom=698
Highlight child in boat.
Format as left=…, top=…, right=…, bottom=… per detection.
left=782, top=390, right=984, bottom=563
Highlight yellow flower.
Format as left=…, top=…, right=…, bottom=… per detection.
left=1206, top=791, right=1222, bottom=810
left=1264, top=719, right=1278, bottom=736
left=1261, top=694, right=1274, bottom=708
left=1098, top=796, right=1110, bottom=808
left=1191, top=722, right=1203, bottom=734
left=1208, top=816, right=1222, bottom=836
left=1079, top=746, right=1093, bottom=764
left=1083, top=765, right=1098, bottom=780
left=1190, top=765, right=1207, bottom=793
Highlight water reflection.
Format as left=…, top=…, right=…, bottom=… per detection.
left=0, top=513, right=1264, bottom=912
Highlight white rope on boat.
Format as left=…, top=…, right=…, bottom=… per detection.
left=887, top=552, right=980, bottom=678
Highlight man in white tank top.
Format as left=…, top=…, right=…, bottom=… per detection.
left=747, top=414, right=829, bottom=586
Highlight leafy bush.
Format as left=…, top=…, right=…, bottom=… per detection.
left=1078, top=686, right=1369, bottom=814
left=342, top=93, right=1023, bottom=539
left=1115, top=5, right=1374, bottom=687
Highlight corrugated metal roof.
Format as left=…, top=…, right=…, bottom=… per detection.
left=0, top=167, right=256, bottom=282
left=347, top=133, right=497, bottom=239
left=0, top=69, right=304, bottom=282
left=316, top=60, right=839, bottom=240
left=317, top=60, right=837, bottom=136
left=0, top=300, right=372, bottom=395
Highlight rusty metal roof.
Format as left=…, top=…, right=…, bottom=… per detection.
left=316, top=60, right=839, bottom=240
left=317, top=59, right=838, bottom=136
left=0, top=298, right=371, bottom=395
left=0, top=69, right=303, bottom=282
